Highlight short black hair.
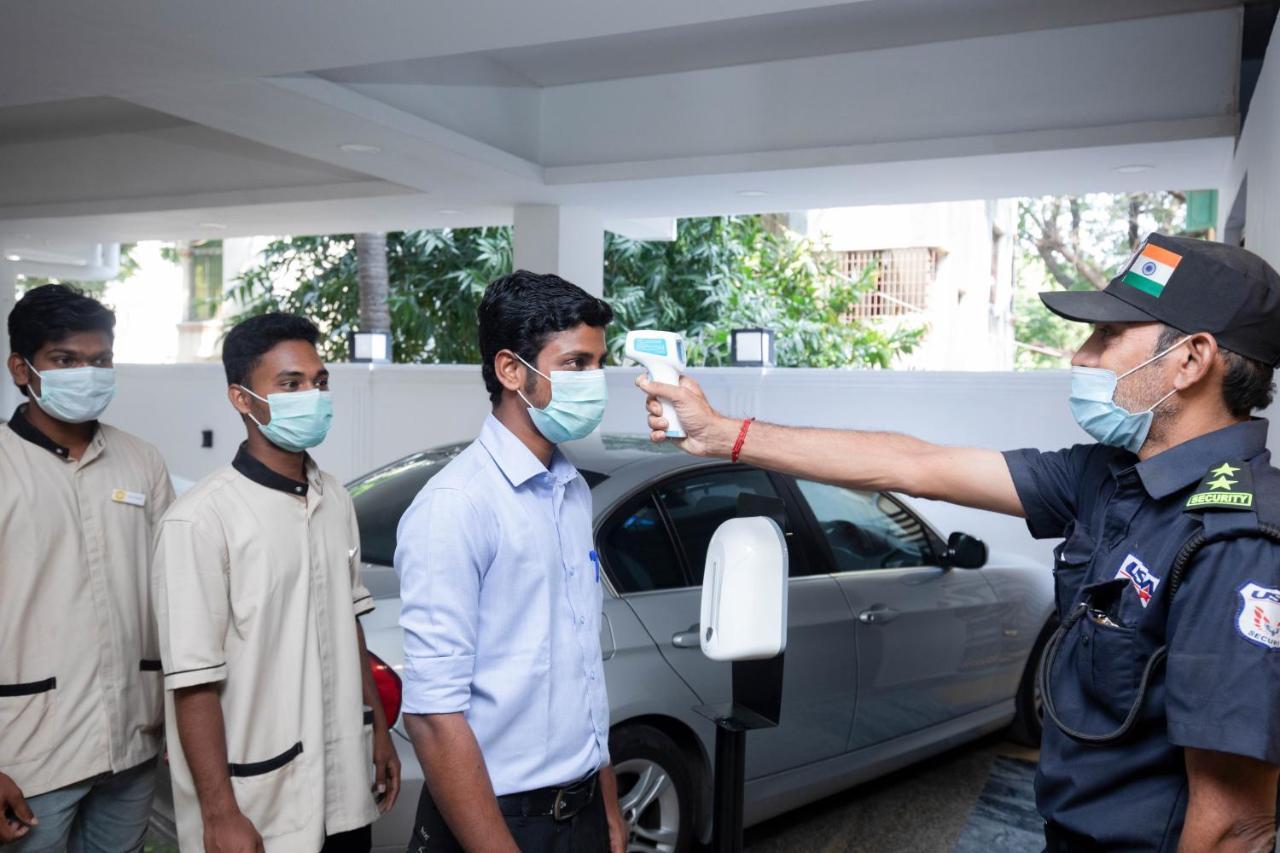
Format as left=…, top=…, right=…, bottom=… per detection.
left=477, top=270, right=613, bottom=405
left=8, top=284, right=115, bottom=361
left=222, top=312, right=320, bottom=387
left=8, top=284, right=116, bottom=397
left=1157, top=325, right=1275, bottom=418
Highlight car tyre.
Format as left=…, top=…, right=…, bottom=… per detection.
left=609, top=724, right=695, bottom=853
left=1009, top=615, right=1058, bottom=747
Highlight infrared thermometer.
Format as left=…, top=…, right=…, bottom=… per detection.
left=625, top=330, right=687, bottom=438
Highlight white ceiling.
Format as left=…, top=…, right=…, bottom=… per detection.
left=0, top=0, right=1251, bottom=255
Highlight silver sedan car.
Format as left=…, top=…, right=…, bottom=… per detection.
left=152, top=434, right=1054, bottom=852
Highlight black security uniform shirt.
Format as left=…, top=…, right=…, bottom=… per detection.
left=1004, top=418, right=1280, bottom=851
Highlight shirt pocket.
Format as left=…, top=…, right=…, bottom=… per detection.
left=134, top=658, right=164, bottom=735
left=0, top=677, right=57, bottom=767
left=1052, top=521, right=1095, bottom=619
left=229, top=741, right=311, bottom=839
left=1076, top=578, right=1142, bottom=716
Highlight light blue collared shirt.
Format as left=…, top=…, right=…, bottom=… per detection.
left=395, top=415, right=610, bottom=795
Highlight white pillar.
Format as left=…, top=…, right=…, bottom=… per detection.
left=512, top=205, right=605, bottom=297
left=0, top=261, right=19, bottom=417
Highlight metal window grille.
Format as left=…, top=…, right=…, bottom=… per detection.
left=838, top=247, right=938, bottom=318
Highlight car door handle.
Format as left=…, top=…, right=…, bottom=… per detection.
left=672, top=624, right=701, bottom=648
left=858, top=607, right=900, bottom=625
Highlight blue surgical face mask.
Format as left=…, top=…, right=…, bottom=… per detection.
left=1068, top=336, right=1190, bottom=453
left=237, top=386, right=333, bottom=452
left=515, top=354, right=608, bottom=444
left=25, top=361, right=116, bottom=424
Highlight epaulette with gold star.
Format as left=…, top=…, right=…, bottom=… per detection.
left=1185, top=460, right=1254, bottom=511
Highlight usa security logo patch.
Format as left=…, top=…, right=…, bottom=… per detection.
left=1116, top=554, right=1160, bottom=608
left=1237, top=583, right=1280, bottom=651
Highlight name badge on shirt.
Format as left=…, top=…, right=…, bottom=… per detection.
left=111, top=488, right=146, bottom=507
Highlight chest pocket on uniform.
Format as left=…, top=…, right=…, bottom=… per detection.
left=1052, top=521, right=1095, bottom=619
left=1070, top=573, right=1141, bottom=712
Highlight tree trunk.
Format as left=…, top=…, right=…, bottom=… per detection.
left=355, top=233, right=390, bottom=333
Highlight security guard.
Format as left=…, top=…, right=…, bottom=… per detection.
left=638, top=234, right=1280, bottom=851
left=0, top=284, right=175, bottom=850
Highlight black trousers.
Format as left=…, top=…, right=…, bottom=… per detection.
left=322, top=823, right=373, bottom=853
left=1043, top=822, right=1101, bottom=853
left=407, top=787, right=608, bottom=853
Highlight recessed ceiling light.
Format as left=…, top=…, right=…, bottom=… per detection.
left=198, top=222, right=227, bottom=230
left=5, top=254, right=20, bottom=262
left=339, top=143, right=381, bottom=154
left=1114, top=164, right=1154, bottom=174
left=737, top=190, right=769, bottom=198
left=437, top=209, right=462, bottom=215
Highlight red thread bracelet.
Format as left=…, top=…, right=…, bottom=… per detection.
left=731, top=417, right=755, bottom=463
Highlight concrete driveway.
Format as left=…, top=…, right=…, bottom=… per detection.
left=745, top=737, right=1042, bottom=853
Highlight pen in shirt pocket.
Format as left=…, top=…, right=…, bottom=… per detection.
left=589, top=550, right=600, bottom=583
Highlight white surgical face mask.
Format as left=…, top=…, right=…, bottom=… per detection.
left=25, top=361, right=116, bottom=424
left=1067, top=336, right=1190, bottom=453
left=237, top=386, right=334, bottom=452
left=515, top=354, right=608, bottom=444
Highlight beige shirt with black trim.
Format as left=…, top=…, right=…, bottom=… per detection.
left=153, top=444, right=379, bottom=853
left=0, top=404, right=175, bottom=797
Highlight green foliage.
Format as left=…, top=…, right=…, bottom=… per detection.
left=1014, top=192, right=1188, bottom=369
left=228, top=229, right=511, bottom=362
left=229, top=215, right=921, bottom=368
left=605, top=216, right=921, bottom=368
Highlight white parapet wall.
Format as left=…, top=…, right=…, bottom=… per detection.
left=95, top=363, right=1160, bottom=567
left=101, top=362, right=1280, bottom=566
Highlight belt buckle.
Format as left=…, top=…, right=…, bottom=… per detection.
left=553, top=788, right=568, bottom=821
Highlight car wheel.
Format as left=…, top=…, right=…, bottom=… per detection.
left=1009, top=615, right=1058, bottom=747
left=609, top=724, right=695, bottom=853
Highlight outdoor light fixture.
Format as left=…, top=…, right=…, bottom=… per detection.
left=730, top=327, right=776, bottom=367
left=1114, top=164, right=1155, bottom=174
left=348, top=330, right=391, bottom=364
left=437, top=209, right=462, bottom=215
left=338, top=143, right=381, bottom=154
left=198, top=222, right=227, bottom=230
left=4, top=254, right=20, bottom=262
left=737, top=190, right=769, bottom=198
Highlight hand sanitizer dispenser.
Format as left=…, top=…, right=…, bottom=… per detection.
left=624, top=330, right=687, bottom=438
left=700, top=516, right=788, bottom=662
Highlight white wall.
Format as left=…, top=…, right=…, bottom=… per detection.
left=88, top=363, right=1280, bottom=567
left=101, top=363, right=1097, bottom=567
left=1224, top=14, right=1280, bottom=266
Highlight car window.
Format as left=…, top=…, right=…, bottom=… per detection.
left=657, top=468, right=809, bottom=584
left=348, top=451, right=460, bottom=566
left=795, top=480, right=935, bottom=572
left=598, top=493, right=686, bottom=594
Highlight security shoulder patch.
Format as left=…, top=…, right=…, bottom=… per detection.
left=1185, top=459, right=1254, bottom=511
left=1236, top=582, right=1280, bottom=650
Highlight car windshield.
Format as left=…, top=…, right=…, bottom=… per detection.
left=348, top=446, right=606, bottom=567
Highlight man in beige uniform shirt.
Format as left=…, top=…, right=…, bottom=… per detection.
left=152, top=313, right=399, bottom=853
left=0, top=284, right=175, bottom=851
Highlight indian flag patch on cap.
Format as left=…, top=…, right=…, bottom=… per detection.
left=1122, top=242, right=1182, bottom=297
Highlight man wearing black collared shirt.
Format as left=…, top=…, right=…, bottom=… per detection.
left=639, top=234, right=1280, bottom=851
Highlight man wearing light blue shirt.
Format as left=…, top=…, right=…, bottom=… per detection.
left=395, top=271, right=624, bottom=853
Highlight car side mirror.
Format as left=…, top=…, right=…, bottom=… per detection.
left=943, top=531, right=987, bottom=569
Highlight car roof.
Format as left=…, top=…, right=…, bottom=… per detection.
left=561, top=432, right=688, bottom=474
left=348, top=432, right=711, bottom=491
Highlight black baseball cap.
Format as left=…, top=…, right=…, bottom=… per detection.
left=1040, top=233, right=1280, bottom=366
